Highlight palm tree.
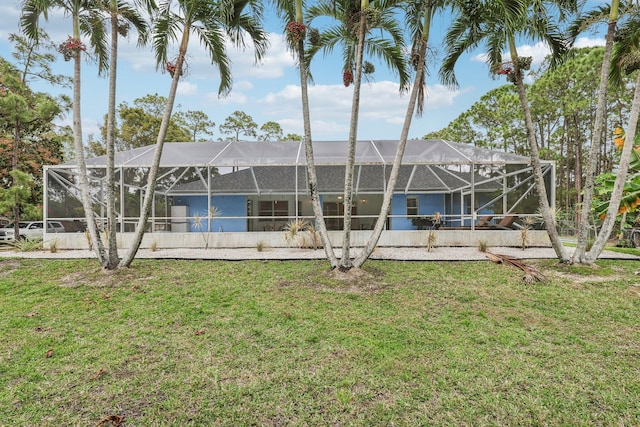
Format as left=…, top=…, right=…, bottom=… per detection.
left=439, top=0, right=576, bottom=263
left=306, top=0, right=410, bottom=270
left=568, top=1, right=640, bottom=263
left=274, top=0, right=340, bottom=268
left=119, top=0, right=268, bottom=267
left=353, top=0, right=450, bottom=268
left=22, top=0, right=110, bottom=264
left=574, top=2, right=640, bottom=263
left=98, top=0, right=153, bottom=269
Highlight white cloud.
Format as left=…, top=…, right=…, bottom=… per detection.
left=472, top=36, right=607, bottom=68
left=177, top=81, right=198, bottom=96
left=144, top=32, right=295, bottom=81
left=471, top=53, right=489, bottom=64
left=252, top=80, right=464, bottom=139
left=574, top=36, right=606, bottom=48
left=116, top=30, right=294, bottom=81
left=234, top=80, right=255, bottom=91
left=210, top=90, right=248, bottom=106
left=472, top=41, right=550, bottom=66
left=516, top=42, right=551, bottom=66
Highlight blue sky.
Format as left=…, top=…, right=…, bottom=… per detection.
left=0, top=1, right=606, bottom=143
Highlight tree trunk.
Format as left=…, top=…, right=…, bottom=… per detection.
left=339, top=8, right=367, bottom=270
left=573, top=13, right=617, bottom=263
left=586, top=73, right=640, bottom=262
left=294, top=2, right=338, bottom=268
left=119, top=26, right=190, bottom=268
left=105, top=7, right=120, bottom=269
left=510, top=38, right=569, bottom=262
left=71, top=24, right=107, bottom=265
left=573, top=113, right=582, bottom=209
left=354, top=6, right=433, bottom=268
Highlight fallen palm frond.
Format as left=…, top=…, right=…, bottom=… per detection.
left=485, top=252, right=546, bottom=284
left=95, top=415, right=124, bottom=427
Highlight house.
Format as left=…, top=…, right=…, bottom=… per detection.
left=43, top=139, right=555, bottom=248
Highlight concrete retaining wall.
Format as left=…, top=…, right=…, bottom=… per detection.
left=44, top=229, right=551, bottom=250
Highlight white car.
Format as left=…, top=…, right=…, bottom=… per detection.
left=0, top=221, right=66, bottom=242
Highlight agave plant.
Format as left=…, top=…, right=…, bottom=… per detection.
left=283, top=219, right=309, bottom=248
left=192, top=206, right=221, bottom=249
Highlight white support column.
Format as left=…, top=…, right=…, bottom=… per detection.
left=295, top=165, right=299, bottom=221
left=503, top=167, right=508, bottom=215
left=471, top=163, right=476, bottom=231
left=119, top=167, right=125, bottom=233
left=43, top=166, right=49, bottom=240
left=207, top=166, right=212, bottom=232
left=550, top=162, right=556, bottom=215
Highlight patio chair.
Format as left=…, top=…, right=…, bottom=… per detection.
left=476, top=215, right=494, bottom=228
left=494, top=215, right=519, bottom=230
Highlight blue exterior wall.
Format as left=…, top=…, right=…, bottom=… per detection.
left=173, top=193, right=494, bottom=231
left=391, top=194, right=446, bottom=230
left=173, top=195, right=247, bottom=232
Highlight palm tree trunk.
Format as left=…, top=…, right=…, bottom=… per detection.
left=509, top=38, right=569, bottom=263
left=119, top=27, right=190, bottom=268
left=573, top=2, right=619, bottom=263
left=105, top=7, right=120, bottom=269
left=340, top=7, right=367, bottom=270
left=354, top=5, right=432, bottom=268
left=586, top=72, right=640, bottom=262
left=294, top=3, right=338, bottom=268
left=71, top=23, right=107, bottom=266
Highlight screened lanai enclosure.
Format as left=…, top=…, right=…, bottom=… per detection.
left=43, top=139, right=555, bottom=248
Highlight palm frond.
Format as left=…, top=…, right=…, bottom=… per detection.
left=610, top=12, right=640, bottom=87
left=80, top=10, right=110, bottom=75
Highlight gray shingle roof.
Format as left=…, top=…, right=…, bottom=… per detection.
left=168, top=165, right=499, bottom=195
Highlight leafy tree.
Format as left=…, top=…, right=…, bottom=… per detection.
left=175, top=110, right=216, bottom=141
left=85, top=133, right=106, bottom=157
left=569, top=1, right=640, bottom=263
left=22, top=0, right=110, bottom=262
left=594, top=133, right=640, bottom=223
left=430, top=84, right=527, bottom=152
left=470, top=85, right=527, bottom=153
left=219, top=110, right=258, bottom=141
left=0, top=170, right=37, bottom=237
left=119, top=0, right=268, bottom=267
left=580, top=2, right=640, bottom=262
left=258, top=121, right=283, bottom=141
left=424, top=110, right=483, bottom=144
left=0, top=54, right=65, bottom=236
left=108, top=94, right=192, bottom=149
left=283, top=132, right=302, bottom=141
left=432, top=47, right=636, bottom=219
left=9, top=31, right=71, bottom=87
left=528, top=47, right=636, bottom=215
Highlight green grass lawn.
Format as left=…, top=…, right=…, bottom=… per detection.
left=1, top=258, right=639, bottom=426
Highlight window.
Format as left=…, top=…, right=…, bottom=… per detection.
left=259, top=200, right=289, bottom=219
left=406, top=197, right=418, bottom=217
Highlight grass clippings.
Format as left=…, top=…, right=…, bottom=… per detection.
left=1, top=258, right=639, bottom=426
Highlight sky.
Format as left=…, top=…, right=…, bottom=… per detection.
left=0, top=1, right=607, bottom=144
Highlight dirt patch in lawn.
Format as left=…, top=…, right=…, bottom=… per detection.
left=280, top=265, right=394, bottom=294
left=0, top=259, right=21, bottom=277
left=59, top=266, right=150, bottom=288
